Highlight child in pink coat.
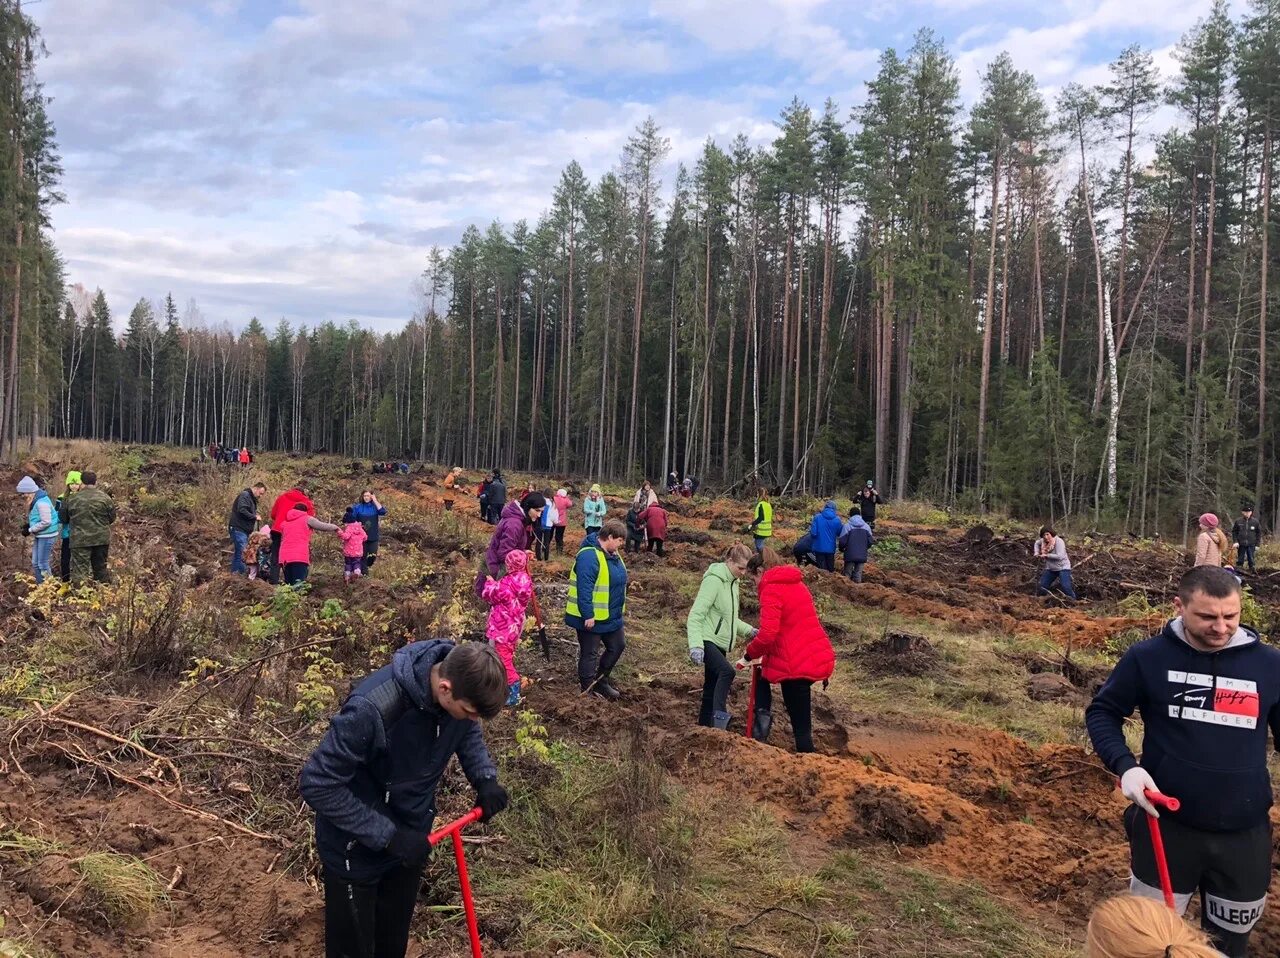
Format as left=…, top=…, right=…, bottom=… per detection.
left=337, top=508, right=368, bottom=583
left=481, top=548, right=534, bottom=706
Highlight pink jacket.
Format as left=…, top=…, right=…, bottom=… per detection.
left=553, top=493, right=573, bottom=527
left=279, top=508, right=337, bottom=565
left=337, top=522, right=368, bottom=559
left=482, top=571, right=533, bottom=649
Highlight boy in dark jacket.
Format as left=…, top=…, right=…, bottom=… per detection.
left=624, top=506, right=646, bottom=553
left=227, top=483, right=265, bottom=575
left=837, top=508, right=874, bottom=582
left=1231, top=506, right=1263, bottom=574
left=1085, top=566, right=1280, bottom=957
left=300, top=640, right=509, bottom=958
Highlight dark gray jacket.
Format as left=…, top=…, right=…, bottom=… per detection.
left=299, top=640, right=497, bottom=880
left=228, top=488, right=258, bottom=535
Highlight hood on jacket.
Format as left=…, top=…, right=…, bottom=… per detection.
left=582, top=529, right=601, bottom=549
left=283, top=508, right=312, bottom=527
left=761, top=564, right=804, bottom=587
left=500, top=499, right=527, bottom=524
left=1167, top=617, right=1258, bottom=652
left=820, top=502, right=838, bottom=519
left=504, top=549, right=529, bottom=573
left=704, top=561, right=735, bottom=585
left=845, top=514, right=870, bottom=531
left=390, top=639, right=452, bottom=712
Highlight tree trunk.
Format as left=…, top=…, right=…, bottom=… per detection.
left=976, top=152, right=1001, bottom=499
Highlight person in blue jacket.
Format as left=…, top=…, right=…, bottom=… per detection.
left=300, top=639, right=509, bottom=958
left=565, top=518, right=629, bottom=701
left=837, top=507, right=874, bottom=583
left=807, top=500, right=843, bottom=572
left=349, top=489, right=388, bottom=575
left=1085, top=566, right=1280, bottom=958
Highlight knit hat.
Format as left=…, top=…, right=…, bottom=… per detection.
left=521, top=492, right=547, bottom=515
left=504, top=549, right=529, bottom=574
left=589, top=484, right=602, bottom=495
left=866, top=479, right=875, bottom=487
left=259, top=524, right=270, bottom=537
left=15, top=476, right=37, bottom=494
left=1199, top=513, right=1220, bottom=529
left=557, top=488, right=567, bottom=497
left=65, top=470, right=82, bottom=487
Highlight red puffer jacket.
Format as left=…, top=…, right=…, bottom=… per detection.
left=639, top=505, right=668, bottom=540
left=271, top=488, right=314, bottom=532
left=745, top=565, right=835, bottom=684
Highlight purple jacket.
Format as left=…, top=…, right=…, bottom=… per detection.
left=475, top=500, right=531, bottom=598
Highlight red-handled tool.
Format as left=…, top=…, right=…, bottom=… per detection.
left=736, top=661, right=762, bottom=739
left=428, top=808, right=486, bottom=957
left=1142, top=789, right=1181, bottom=911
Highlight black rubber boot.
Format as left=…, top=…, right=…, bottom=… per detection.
left=591, top=675, right=621, bottom=701
left=752, top=709, right=773, bottom=741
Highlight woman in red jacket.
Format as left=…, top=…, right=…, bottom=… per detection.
left=738, top=547, right=835, bottom=752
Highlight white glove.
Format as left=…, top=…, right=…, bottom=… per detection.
left=1120, top=767, right=1161, bottom=817
left=689, top=647, right=704, bottom=666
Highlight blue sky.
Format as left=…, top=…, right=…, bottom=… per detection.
left=35, top=0, right=1228, bottom=332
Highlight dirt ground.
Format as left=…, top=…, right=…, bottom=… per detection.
left=1, top=448, right=1276, bottom=956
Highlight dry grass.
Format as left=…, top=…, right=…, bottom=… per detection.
left=75, top=851, right=170, bottom=925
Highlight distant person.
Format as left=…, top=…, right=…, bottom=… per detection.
left=1193, top=513, right=1231, bottom=568
left=475, top=492, right=543, bottom=598
left=792, top=531, right=817, bottom=567
left=667, top=471, right=680, bottom=495
left=681, top=477, right=693, bottom=498
left=246, top=524, right=271, bottom=580
left=59, top=471, right=116, bottom=583
left=228, top=482, right=266, bottom=575
left=566, top=518, right=629, bottom=700
left=269, top=481, right=316, bottom=585
left=553, top=487, right=573, bottom=553
left=534, top=489, right=556, bottom=561
left=482, top=548, right=534, bottom=707
left=741, top=547, right=835, bottom=752
left=279, top=502, right=338, bottom=586
left=1231, top=505, right=1262, bottom=575
left=54, top=471, right=81, bottom=582
left=632, top=479, right=658, bottom=511
left=624, top=504, right=646, bottom=553
left=337, top=508, right=369, bottom=584
left=807, top=500, right=842, bottom=572
left=300, top=640, right=508, bottom=958
left=1034, top=526, right=1078, bottom=600
left=584, top=484, right=606, bottom=533
left=686, top=544, right=757, bottom=730
left=349, top=490, right=387, bottom=575
left=443, top=466, right=463, bottom=491
left=1086, top=566, right=1280, bottom=958
left=487, top=470, right=507, bottom=525
left=748, top=489, right=773, bottom=551
left=857, top=480, right=882, bottom=530
left=639, top=498, right=668, bottom=556
left=837, top=507, right=874, bottom=583
left=477, top=470, right=492, bottom=522
left=18, top=476, right=60, bottom=585
left=1085, top=894, right=1222, bottom=958
left=238, top=447, right=250, bottom=468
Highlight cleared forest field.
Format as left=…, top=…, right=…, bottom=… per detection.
left=0, top=440, right=1276, bottom=958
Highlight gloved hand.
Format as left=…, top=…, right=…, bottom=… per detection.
left=20, top=523, right=29, bottom=537
left=475, top=778, right=509, bottom=822
left=689, top=647, right=704, bottom=666
left=386, top=827, right=431, bottom=869
left=1120, top=766, right=1161, bottom=817
left=749, top=628, right=759, bottom=639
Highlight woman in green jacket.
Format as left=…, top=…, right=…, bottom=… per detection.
left=686, top=543, right=757, bottom=729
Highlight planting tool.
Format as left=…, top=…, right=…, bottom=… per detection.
left=530, top=589, right=550, bottom=661
left=1141, top=788, right=1181, bottom=911
left=428, top=807, right=486, bottom=958
left=736, top=659, right=762, bottom=739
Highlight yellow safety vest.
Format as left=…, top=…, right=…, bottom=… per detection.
left=755, top=501, right=773, bottom=538
left=566, top=547, right=626, bottom=623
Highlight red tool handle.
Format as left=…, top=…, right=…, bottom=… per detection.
left=1143, top=789, right=1180, bottom=813
left=1142, top=789, right=1180, bottom=912
left=427, top=808, right=486, bottom=958
left=741, top=663, right=760, bottom=739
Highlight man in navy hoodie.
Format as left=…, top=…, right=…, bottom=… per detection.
left=301, top=640, right=509, bottom=958
left=1085, top=566, right=1280, bottom=957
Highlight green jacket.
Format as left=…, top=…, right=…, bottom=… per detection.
left=60, top=486, right=116, bottom=547
left=686, top=562, right=753, bottom=654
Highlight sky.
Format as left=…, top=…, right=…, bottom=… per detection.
left=33, top=0, right=1234, bottom=333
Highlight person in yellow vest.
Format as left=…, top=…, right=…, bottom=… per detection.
left=565, top=518, right=629, bottom=701
left=748, top=489, right=773, bottom=552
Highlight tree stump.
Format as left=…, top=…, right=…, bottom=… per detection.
left=885, top=631, right=933, bottom=656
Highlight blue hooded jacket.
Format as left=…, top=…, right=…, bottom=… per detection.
left=564, top=530, right=628, bottom=634
left=838, top=514, right=874, bottom=563
left=349, top=499, right=388, bottom=543
left=300, top=639, right=497, bottom=880
left=808, top=501, right=843, bottom=554
left=1085, top=619, right=1280, bottom=832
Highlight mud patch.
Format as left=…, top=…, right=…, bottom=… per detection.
left=845, top=785, right=944, bottom=847
left=854, top=631, right=941, bottom=677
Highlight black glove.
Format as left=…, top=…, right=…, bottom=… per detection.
left=475, top=778, right=509, bottom=823
left=20, top=523, right=29, bottom=537
left=385, top=827, right=431, bottom=870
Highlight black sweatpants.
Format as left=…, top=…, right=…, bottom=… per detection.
left=323, top=863, right=424, bottom=958
left=268, top=530, right=284, bottom=584
left=553, top=525, right=566, bottom=552
left=534, top=526, right=552, bottom=561
left=577, top=627, right=625, bottom=689
left=1125, top=806, right=1270, bottom=957
left=754, top=676, right=814, bottom=752
left=813, top=552, right=835, bottom=572
left=646, top=538, right=665, bottom=556
left=698, top=643, right=736, bottom=726
left=361, top=539, right=379, bottom=575
left=59, top=538, right=71, bottom=582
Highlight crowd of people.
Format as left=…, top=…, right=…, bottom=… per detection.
left=16, top=471, right=116, bottom=584
left=204, top=442, right=253, bottom=466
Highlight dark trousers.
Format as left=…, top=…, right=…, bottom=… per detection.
left=754, top=676, right=814, bottom=752
left=813, top=552, right=835, bottom=572
left=625, top=533, right=644, bottom=553
left=1237, top=543, right=1257, bottom=572
left=71, top=543, right=111, bottom=583
left=284, top=562, right=310, bottom=586
left=534, top=526, right=552, bottom=561
left=646, top=538, right=665, bottom=556
left=59, top=538, right=70, bottom=582
left=553, top=525, right=566, bottom=552
left=698, top=643, right=736, bottom=726
left=845, top=560, right=865, bottom=583
left=361, top=540, right=379, bottom=575
left=268, top=531, right=284, bottom=584
left=577, top=627, right=625, bottom=689
left=323, top=863, right=424, bottom=958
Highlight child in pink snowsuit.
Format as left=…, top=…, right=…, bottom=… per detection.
left=482, top=548, right=533, bottom=706
left=337, top=508, right=368, bottom=583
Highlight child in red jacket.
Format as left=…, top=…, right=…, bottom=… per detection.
left=482, top=548, right=534, bottom=707
left=738, top=547, right=835, bottom=751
